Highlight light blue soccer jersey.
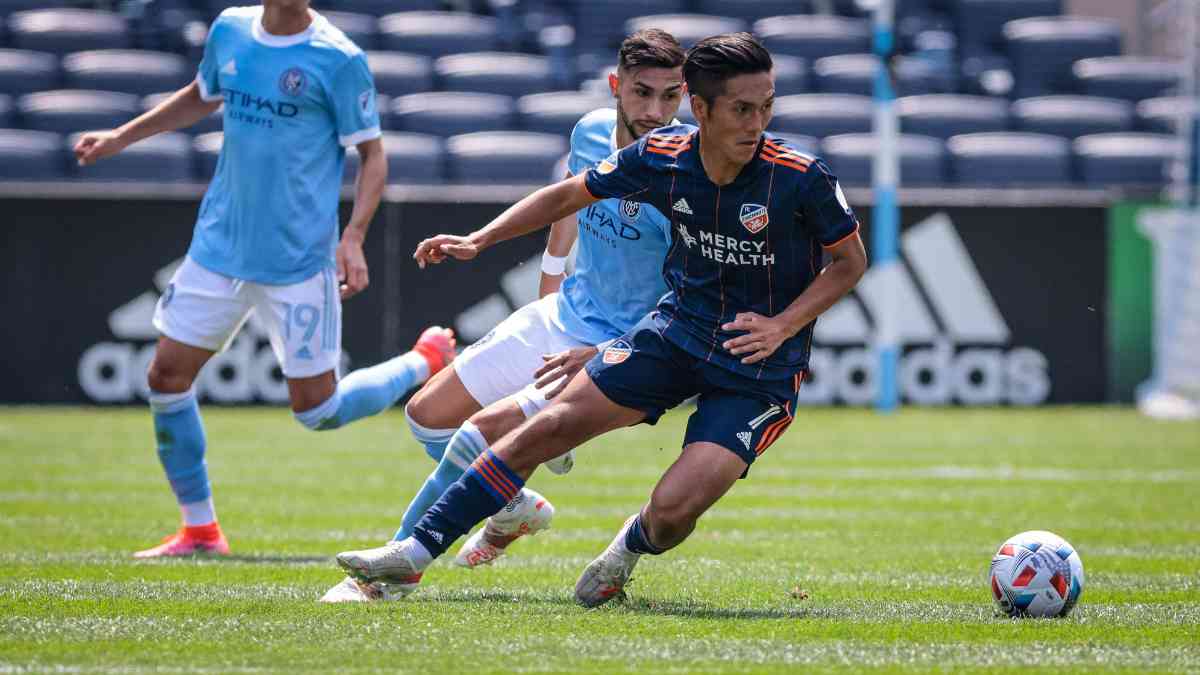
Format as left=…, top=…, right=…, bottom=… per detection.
left=189, top=6, right=381, bottom=285
left=556, top=109, right=672, bottom=345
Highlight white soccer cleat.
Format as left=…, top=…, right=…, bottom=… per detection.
left=318, top=575, right=415, bottom=603
left=574, top=515, right=641, bottom=608
left=453, top=488, right=555, bottom=568
left=544, top=449, right=575, bottom=475
left=336, top=540, right=424, bottom=588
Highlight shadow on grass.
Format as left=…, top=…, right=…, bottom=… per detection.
left=401, top=588, right=807, bottom=620
left=217, top=554, right=331, bottom=565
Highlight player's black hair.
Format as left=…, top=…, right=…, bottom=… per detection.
left=683, top=32, right=773, bottom=103
left=618, top=29, right=685, bottom=72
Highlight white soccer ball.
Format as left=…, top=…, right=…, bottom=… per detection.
left=988, top=530, right=1084, bottom=618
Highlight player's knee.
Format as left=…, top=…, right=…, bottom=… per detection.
left=467, top=404, right=524, bottom=444
left=146, top=359, right=193, bottom=394
left=404, top=389, right=441, bottom=430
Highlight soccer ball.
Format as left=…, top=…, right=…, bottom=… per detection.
left=988, top=530, right=1084, bottom=618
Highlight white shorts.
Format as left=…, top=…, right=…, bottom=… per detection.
left=454, top=294, right=590, bottom=416
left=153, top=256, right=342, bottom=379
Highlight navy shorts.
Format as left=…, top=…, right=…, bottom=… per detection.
left=584, top=313, right=802, bottom=467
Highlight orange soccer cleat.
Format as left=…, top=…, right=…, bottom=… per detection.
left=133, top=522, right=230, bottom=559
left=411, top=326, right=457, bottom=376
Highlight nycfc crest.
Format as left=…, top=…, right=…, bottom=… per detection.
left=739, top=203, right=769, bottom=234
left=278, top=67, right=307, bottom=97
left=603, top=340, right=632, bottom=364
left=620, top=199, right=641, bottom=223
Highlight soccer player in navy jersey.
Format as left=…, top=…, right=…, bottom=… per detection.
left=335, top=32, right=868, bottom=606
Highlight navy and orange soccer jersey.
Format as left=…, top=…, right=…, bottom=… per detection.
left=584, top=123, right=860, bottom=381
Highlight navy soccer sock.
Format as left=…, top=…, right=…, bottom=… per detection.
left=624, top=513, right=665, bottom=555
left=411, top=449, right=524, bottom=559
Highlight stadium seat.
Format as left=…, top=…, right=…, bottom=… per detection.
left=772, top=55, right=808, bottom=96
left=753, top=15, right=870, bottom=61
left=434, top=52, right=553, bottom=99
left=0, top=128, right=64, bottom=180
left=1012, top=95, right=1133, bottom=138
left=0, top=94, right=12, bottom=128
left=1137, top=96, right=1198, bottom=134
left=6, top=9, right=131, bottom=54
left=695, top=0, right=813, bottom=22
left=517, top=91, right=612, bottom=137
left=897, top=94, right=1009, bottom=139
left=17, top=90, right=139, bottom=135
left=947, top=132, right=1072, bottom=186
left=813, top=53, right=953, bottom=96
left=62, top=50, right=190, bottom=97
left=623, top=14, right=748, bottom=50
left=0, top=0, right=75, bottom=15
left=68, top=131, right=192, bottom=181
left=390, top=92, right=517, bottom=137
left=193, top=131, right=222, bottom=179
left=343, top=131, right=445, bottom=185
left=0, top=48, right=58, bottom=94
left=1073, top=57, right=1184, bottom=102
left=321, top=10, right=377, bottom=50
left=562, top=0, right=688, bottom=54
left=378, top=12, right=501, bottom=58
left=1003, top=17, right=1122, bottom=99
left=771, top=94, right=873, bottom=139
left=951, top=0, right=1061, bottom=55
left=334, top=0, right=441, bottom=17
left=1074, top=132, right=1177, bottom=186
left=143, top=92, right=222, bottom=135
left=446, top=130, right=567, bottom=184
left=822, top=133, right=946, bottom=186
left=366, top=51, right=433, bottom=97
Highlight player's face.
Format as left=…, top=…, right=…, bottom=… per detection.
left=694, top=71, right=775, bottom=165
left=610, top=67, right=685, bottom=140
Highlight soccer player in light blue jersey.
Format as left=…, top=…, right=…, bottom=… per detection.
left=73, top=0, right=455, bottom=558
left=321, top=29, right=686, bottom=602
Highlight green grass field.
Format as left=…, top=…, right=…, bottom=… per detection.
left=1, top=406, right=1197, bottom=673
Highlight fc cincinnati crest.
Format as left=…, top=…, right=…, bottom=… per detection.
left=619, top=199, right=641, bottom=223
left=739, top=203, right=769, bottom=234
left=278, top=67, right=307, bottom=97
left=602, top=340, right=633, bottom=365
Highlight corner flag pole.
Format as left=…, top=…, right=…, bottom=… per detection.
left=872, top=0, right=900, bottom=413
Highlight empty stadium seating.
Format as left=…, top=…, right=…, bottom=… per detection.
left=771, top=94, right=873, bottom=139
left=17, top=90, right=139, bottom=134
left=0, top=94, right=12, bottom=128
left=897, top=94, right=1010, bottom=139
left=378, top=12, right=501, bottom=57
left=390, top=92, right=517, bottom=137
left=6, top=9, right=130, bottom=54
left=62, top=50, right=190, bottom=97
left=563, top=0, right=687, bottom=54
left=343, top=131, right=445, bottom=185
left=1012, top=95, right=1133, bottom=138
left=754, top=15, right=871, bottom=62
left=335, top=0, right=442, bottom=17
left=445, top=130, right=566, bottom=183
left=624, top=14, right=748, bottom=50
left=69, top=130, right=192, bottom=181
left=1137, top=96, right=1197, bottom=135
left=813, top=53, right=955, bottom=96
left=696, top=0, right=811, bottom=22
left=192, top=130, right=222, bottom=178
left=952, top=0, right=1062, bottom=56
left=434, top=52, right=553, bottom=98
left=321, top=10, right=378, bottom=50
left=1073, top=57, right=1184, bottom=102
left=823, top=132, right=947, bottom=186
left=0, top=128, right=64, bottom=180
left=1004, top=16, right=1122, bottom=98
left=947, top=131, right=1072, bottom=186
left=771, top=55, right=809, bottom=96
left=1074, top=132, right=1177, bottom=186
left=366, top=51, right=433, bottom=97
left=0, top=49, right=60, bottom=95
left=518, top=91, right=612, bottom=137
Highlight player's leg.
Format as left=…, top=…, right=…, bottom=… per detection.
left=575, top=381, right=798, bottom=607
left=403, top=367, right=479, bottom=462
left=136, top=257, right=250, bottom=558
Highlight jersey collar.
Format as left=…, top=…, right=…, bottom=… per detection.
left=252, top=8, right=320, bottom=48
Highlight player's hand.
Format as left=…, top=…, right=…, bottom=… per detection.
left=336, top=236, right=369, bottom=299
left=413, top=234, right=479, bottom=268
left=73, top=130, right=128, bottom=166
left=533, top=346, right=598, bottom=399
left=721, top=312, right=793, bottom=365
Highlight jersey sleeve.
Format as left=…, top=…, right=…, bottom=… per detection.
left=800, top=159, right=860, bottom=248
left=565, top=117, right=590, bottom=177
left=331, top=53, right=382, bottom=147
left=583, top=138, right=653, bottom=201
left=195, top=17, right=224, bottom=102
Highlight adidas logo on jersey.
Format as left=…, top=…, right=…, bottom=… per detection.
left=802, top=212, right=1050, bottom=406
left=221, top=60, right=238, bottom=76
left=673, top=198, right=693, bottom=215
left=736, top=431, right=753, bottom=451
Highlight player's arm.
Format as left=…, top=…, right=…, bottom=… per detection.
left=414, top=175, right=597, bottom=268
left=336, top=137, right=386, bottom=299
left=74, top=82, right=221, bottom=166
left=538, top=172, right=579, bottom=298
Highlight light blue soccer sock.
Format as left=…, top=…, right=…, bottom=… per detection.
left=405, top=410, right=457, bottom=462
left=150, top=389, right=211, bottom=514
left=394, top=420, right=490, bottom=540
left=294, top=352, right=429, bottom=431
